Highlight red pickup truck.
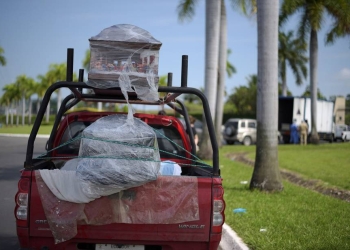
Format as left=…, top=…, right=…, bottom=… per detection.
left=14, top=50, right=225, bottom=250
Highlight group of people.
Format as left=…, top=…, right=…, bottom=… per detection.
left=290, top=119, right=309, bottom=145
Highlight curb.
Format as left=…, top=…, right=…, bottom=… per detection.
left=0, top=133, right=50, bottom=139
left=219, top=223, right=249, bottom=250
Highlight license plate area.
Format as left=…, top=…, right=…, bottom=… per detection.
left=96, top=245, right=144, bottom=250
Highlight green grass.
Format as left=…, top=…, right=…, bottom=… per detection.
left=0, top=125, right=53, bottom=135
left=231, top=143, right=350, bottom=190
left=220, top=145, right=350, bottom=250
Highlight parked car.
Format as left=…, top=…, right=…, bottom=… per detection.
left=341, top=125, right=350, bottom=142
left=334, top=124, right=350, bottom=142
left=223, top=118, right=257, bottom=146
left=223, top=118, right=283, bottom=146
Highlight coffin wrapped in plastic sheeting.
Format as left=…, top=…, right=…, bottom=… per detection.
left=87, top=24, right=162, bottom=101
left=76, top=114, right=161, bottom=199
left=39, top=114, right=161, bottom=204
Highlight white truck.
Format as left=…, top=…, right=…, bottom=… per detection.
left=278, top=97, right=335, bottom=143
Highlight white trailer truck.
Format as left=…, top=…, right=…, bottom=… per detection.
left=278, top=97, right=334, bottom=143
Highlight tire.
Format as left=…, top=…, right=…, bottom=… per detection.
left=224, top=125, right=236, bottom=137
left=242, top=136, right=252, bottom=146
left=226, top=140, right=234, bottom=145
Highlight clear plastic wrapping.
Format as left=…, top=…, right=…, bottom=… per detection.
left=39, top=114, right=161, bottom=203
left=87, top=24, right=161, bottom=102
left=36, top=172, right=199, bottom=244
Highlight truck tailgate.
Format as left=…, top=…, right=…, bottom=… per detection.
left=29, top=172, right=213, bottom=244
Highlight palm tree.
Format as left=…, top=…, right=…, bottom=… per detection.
left=15, top=75, right=35, bottom=125
left=37, top=74, right=51, bottom=123
left=278, top=31, right=308, bottom=96
left=280, top=0, right=350, bottom=144
left=177, top=0, right=254, bottom=158
left=2, top=83, right=20, bottom=126
left=82, top=49, right=91, bottom=73
left=250, top=0, right=283, bottom=191
left=0, top=46, right=6, bottom=66
left=0, top=91, right=11, bottom=126
left=46, top=63, right=67, bottom=112
left=215, top=0, right=228, bottom=147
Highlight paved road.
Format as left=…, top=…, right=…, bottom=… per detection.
left=0, top=136, right=47, bottom=249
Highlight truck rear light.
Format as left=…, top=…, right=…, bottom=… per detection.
left=213, top=200, right=224, bottom=213
left=212, top=212, right=224, bottom=226
left=15, top=177, right=30, bottom=225
left=16, top=206, right=28, bottom=220
left=212, top=183, right=225, bottom=233
left=17, top=193, right=28, bottom=206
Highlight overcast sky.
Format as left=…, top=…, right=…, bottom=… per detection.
left=0, top=0, right=349, bottom=100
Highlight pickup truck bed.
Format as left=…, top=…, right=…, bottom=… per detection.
left=15, top=49, right=224, bottom=250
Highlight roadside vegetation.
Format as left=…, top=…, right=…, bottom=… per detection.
left=220, top=144, right=350, bottom=249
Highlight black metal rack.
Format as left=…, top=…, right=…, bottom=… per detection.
left=25, top=49, right=219, bottom=176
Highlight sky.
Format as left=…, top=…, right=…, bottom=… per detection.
left=0, top=0, right=350, bottom=101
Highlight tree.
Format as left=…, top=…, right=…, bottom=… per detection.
left=280, top=0, right=350, bottom=144
left=226, top=75, right=257, bottom=116
left=0, top=90, right=12, bottom=125
left=177, top=0, right=254, bottom=158
left=15, top=75, right=35, bottom=126
left=278, top=31, right=308, bottom=96
left=46, top=63, right=67, bottom=112
left=215, top=0, right=228, bottom=147
left=0, top=46, right=6, bottom=66
left=250, top=0, right=283, bottom=191
left=301, top=85, right=326, bottom=100
left=37, top=74, right=51, bottom=123
left=2, top=83, right=20, bottom=126
left=82, top=49, right=91, bottom=73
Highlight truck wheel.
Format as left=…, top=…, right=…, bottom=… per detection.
left=242, top=136, right=252, bottom=146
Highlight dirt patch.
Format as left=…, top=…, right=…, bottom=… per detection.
left=229, top=152, right=350, bottom=203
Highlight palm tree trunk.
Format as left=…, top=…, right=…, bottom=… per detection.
left=10, top=103, right=14, bottom=126
left=309, top=29, right=319, bottom=144
left=46, top=101, right=50, bottom=123
left=5, top=106, right=9, bottom=126
left=215, top=0, right=227, bottom=147
left=37, top=97, right=41, bottom=115
left=57, top=89, right=61, bottom=112
left=250, top=0, right=283, bottom=192
left=16, top=101, right=19, bottom=126
left=22, top=94, right=25, bottom=126
left=198, top=0, right=221, bottom=160
left=281, top=61, right=287, bottom=96
left=29, top=98, right=32, bottom=125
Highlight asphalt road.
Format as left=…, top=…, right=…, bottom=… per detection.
left=0, top=136, right=47, bottom=250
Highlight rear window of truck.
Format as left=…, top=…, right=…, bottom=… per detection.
left=56, top=121, right=187, bottom=159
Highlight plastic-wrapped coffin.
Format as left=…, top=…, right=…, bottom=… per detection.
left=87, top=24, right=162, bottom=102
left=76, top=114, right=161, bottom=199
left=40, top=114, right=160, bottom=203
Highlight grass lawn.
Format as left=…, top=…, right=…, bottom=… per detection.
left=233, top=143, right=350, bottom=190
left=0, top=125, right=53, bottom=135
left=220, top=145, right=350, bottom=250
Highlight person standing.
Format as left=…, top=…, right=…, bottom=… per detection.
left=290, top=119, right=299, bottom=144
left=299, top=120, right=308, bottom=145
